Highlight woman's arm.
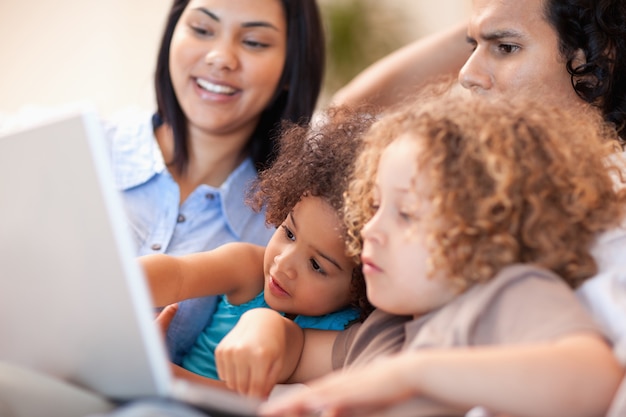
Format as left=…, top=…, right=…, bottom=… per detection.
left=139, top=242, right=265, bottom=307
left=260, top=333, right=624, bottom=417
left=215, top=308, right=339, bottom=398
left=331, top=21, right=470, bottom=110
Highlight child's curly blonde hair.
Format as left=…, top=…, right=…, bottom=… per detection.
left=248, top=106, right=377, bottom=319
left=345, top=85, right=626, bottom=291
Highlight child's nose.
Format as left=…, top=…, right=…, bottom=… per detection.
left=274, top=250, right=297, bottom=280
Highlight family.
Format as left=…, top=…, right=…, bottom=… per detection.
left=4, top=0, right=626, bottom=416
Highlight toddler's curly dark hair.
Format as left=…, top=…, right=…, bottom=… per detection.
left=248, top=106, right=376, bottom=319
left=345, top=84, right=626, bottom=291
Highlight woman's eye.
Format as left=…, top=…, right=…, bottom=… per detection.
left=243, top=39, right=269, bottom=49
left=191, top=25, right=212, bottom=36
left=282, top=225, right=295, bottom=241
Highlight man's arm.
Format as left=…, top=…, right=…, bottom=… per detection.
left=331, top=21, right=471, bottom=110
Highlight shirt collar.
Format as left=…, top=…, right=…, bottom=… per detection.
left=109, top=112, right=165, bottom=190
left=218, top=157, right=264, bottom=240
left=108, top=111, right=264, bottom=240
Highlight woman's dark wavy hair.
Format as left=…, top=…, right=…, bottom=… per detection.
left=154, top=0, right=325, bottom=174
left=545, top=0, right=626, bottom=137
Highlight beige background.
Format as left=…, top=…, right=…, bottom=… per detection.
left=0, top=1, right=470, bottom=117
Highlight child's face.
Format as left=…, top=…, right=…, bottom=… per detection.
left=263, top=196, right=354, bottom=316
left=361, top=134, right=456, bottom=318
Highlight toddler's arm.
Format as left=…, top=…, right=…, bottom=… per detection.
left=139, top=242, right=265, bottom=307
left=260, top=332, right=624, bottom=417
left=215, top=308, right=339, bottom=398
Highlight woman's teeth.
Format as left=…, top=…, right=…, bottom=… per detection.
left=196, top=78, right=237, bottom=95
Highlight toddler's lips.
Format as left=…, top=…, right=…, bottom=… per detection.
left=268, top=276, right=290, bottom=297
left=361, top=255, right=383, bottom=276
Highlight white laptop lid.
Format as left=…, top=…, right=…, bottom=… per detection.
left=0, top=110, right=173, bottom=399
left=0, top=110, right=264, bottom=417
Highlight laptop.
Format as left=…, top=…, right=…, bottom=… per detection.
left=0, top=109, right=260, bottom=416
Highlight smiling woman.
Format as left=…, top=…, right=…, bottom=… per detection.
left=99, top=0, right=327, bottom=368
left=167, top=1, right=287, bottom=170
left=0, top=1, right=326, bottom=414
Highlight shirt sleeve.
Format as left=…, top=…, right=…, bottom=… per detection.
left=467, top=264, right=606, bottom=346
left=332, top=310, right=411, bottom=370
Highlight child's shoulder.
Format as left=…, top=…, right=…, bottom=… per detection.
left=407, top=264, right=602, bottom=348
left=459, top=264, right=592, bottom=326
left=295, top=307, right=360, bottom=331
left=221, top=241, right=266, bottom=254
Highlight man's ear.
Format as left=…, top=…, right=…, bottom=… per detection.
left=572, top=48, right=587, bottom=69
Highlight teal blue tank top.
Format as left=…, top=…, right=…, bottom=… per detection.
left=182, top=292, right=359, bottom=379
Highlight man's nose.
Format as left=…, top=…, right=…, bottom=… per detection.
left=458, top=51, right=492, bottom=93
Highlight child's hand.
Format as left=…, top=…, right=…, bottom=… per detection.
left=258, top=355, right=417, bottom=417
left=155, top=303, right=178, bottom=336
left=215, top=308, right=291, bottom=398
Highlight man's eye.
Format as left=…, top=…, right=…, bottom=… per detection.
left=498, top=44, right=520, bottom=54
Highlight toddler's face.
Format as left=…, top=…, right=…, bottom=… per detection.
left=263, top=196, right=354, bottom=316
left=360, top=134, right=456, bottom=318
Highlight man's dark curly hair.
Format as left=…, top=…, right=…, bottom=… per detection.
left=545, top=0, right=626, bottom=137
left=247, top=106, right=376, bottom=320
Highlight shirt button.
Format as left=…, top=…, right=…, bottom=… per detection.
left=151, top=243, right=162, bottom=251
left=177, top=214, right=186, bottom=223
left=205, top=193, right=215, bottom=200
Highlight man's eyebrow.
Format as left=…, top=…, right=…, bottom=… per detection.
left=193, top=7, right=280, bottom=31
left=474, top=29, right=526, bottom=42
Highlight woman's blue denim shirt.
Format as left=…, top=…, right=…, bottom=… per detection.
left=103, top=109, right=274, bottom=364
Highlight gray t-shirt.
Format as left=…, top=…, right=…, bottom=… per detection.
left=332, top=264, right=605, bottom=417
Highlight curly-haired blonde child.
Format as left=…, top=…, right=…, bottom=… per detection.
left=139, top=106, right=375, bottom=387
left=217, top=87, right=626, bottom=416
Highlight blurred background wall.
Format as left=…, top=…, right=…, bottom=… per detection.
left=0, top=0, right=470, bottom=118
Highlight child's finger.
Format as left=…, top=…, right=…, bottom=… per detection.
left=155, top=303, right=179, bottom=335
left=247, top=359, right=276, bottom=398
